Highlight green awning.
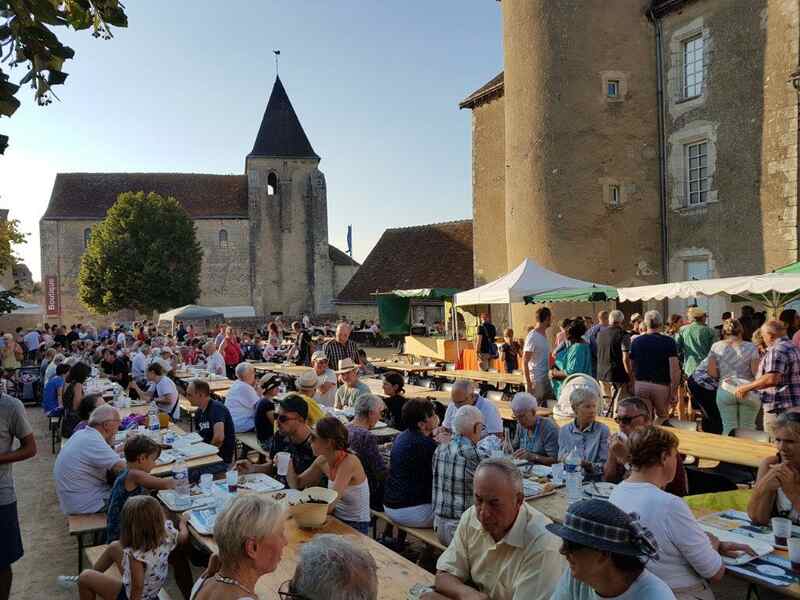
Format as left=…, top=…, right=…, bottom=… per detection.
left=776, top=261, right=800, bottom=274
left=374, top=288, right=460, bottom=334
left=524, top=285, right=618, bottom=304
left=381, top=288, right=459, bottom=300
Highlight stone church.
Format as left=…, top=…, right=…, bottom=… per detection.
left=462, top=0, right=798, bottom=325
left=40, top=76, right=358, bottom=324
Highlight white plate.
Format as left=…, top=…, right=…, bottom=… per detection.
left=582, top=481, right=616, bottom=499
left=530, top=465, right=552, bottom=478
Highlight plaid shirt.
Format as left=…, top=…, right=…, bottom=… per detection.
left=322, top=339, right=360, bottom=369
left=759, top=337, right=800, bottom=413
left=432, top=434, right=482, bottom=520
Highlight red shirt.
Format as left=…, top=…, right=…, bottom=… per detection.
left=221, top=337, right=242, bottom=365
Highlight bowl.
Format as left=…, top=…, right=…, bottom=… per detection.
left=288, top=486, right=338, bottom=529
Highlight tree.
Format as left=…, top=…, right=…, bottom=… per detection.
left=0, top=213, right=26, bottom=314
left=78, top=191, right=203, bottom=315
left=0, top=0, right=128, bottom=154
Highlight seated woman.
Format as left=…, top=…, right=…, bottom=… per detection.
left=381, top=371, right=407, bottom=430
left=69, top=393, right=106, bottom=435
left=347, top=394, right=388, bottom=510
left=129, top=362, right=181, bottom=420
left=558, top=387, right=609, bottom=481
left=287, top=416, right=371, bottom=534
left=609, top=426, right=754, bottom=599
left=383, top=399, right=439, bottom=528
left=192, top=494, right=288, bottom=599
left=254, top=375, right=281, bottom=452
left=748, top=412, right=800, bottom=525
left=61, top=361, right=92, bottom=438
left=548, top=498, right=675, bottom=599
left=510, top=392, right=559, bottom=465
left=550, top=320, right=592, bottom=401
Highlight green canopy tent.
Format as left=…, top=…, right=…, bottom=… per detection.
left=524, top=285, right=618, bottom=304
left=373, top=288, right=460, bottom=335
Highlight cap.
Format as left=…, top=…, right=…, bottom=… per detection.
left=260, top=374, right=282, bottom=391
left=335, top=358, right=358, bottom=374
left=297, top=370, right=318, bottom=389
left=278, top=394, right=309, bottom=420
left=311, top=351, right=328, bottom=364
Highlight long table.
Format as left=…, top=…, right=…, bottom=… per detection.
left=371, top=360, right=442, bottom=374
left=552, top=416, right=775, bottom=468
left=188, top=516, right=434, bottom=599
left=250, top=362, right=314, bottom=377
left=437, top=369, right=525, bottom=387
left=361, top=377, right=451, bottom=402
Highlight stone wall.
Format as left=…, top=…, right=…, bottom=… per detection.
left=334, top=303, right=379, bottom=323
left=333, top=264, right=358, bottom=297
left=471, top=94, right=507, bottom=286
left=194, top=219, right=252, bottom=306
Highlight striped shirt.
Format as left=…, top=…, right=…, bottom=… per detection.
left=433, top=434, right=481, bottom=520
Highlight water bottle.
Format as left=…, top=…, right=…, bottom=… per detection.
left=564, top=447, right=583, bottom=505
left=148, top=402, right=160, bottom=432
left=502, top=428, right=514, bottom=457
left=172, top=458, right=191, bottom=510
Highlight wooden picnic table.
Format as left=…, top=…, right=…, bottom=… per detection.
left=436, top=369, right=525, bottom=387
left=187, top=516, right=434, bottom=599
left=361, top=377, right=451, bottom=402
left=250, top=362, right=314, bottom=377
left=552, top=416, right=775, bottom=469
left=371, top=360, right=442, bottom=374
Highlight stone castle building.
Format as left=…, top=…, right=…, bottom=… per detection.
left=40, top=77, right=358, bottom=324
left=462, top=0, right=799, bottom=324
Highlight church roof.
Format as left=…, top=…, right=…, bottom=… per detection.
left=248, top=76, right=320, bottom=160
left=329, top=245, right=360, bottom=267
left=459, top=72, right=504, bottom=109
left=335, top=219, right=474, bottom=303
left=42, top=173, right=249, bottom=220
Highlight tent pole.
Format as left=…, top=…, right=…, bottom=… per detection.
left=454, top=304, right=460, bottom=363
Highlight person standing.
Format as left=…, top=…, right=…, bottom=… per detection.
left=323, top=322, right=360, bottom=367
left=219, top=327, right=242, bottom=380
left=523, top=307, right=555, bottom=406
left=676, top=307, right=715, bottom=381
left=596, top=310, right=630, bottom=415
left=290, top=321, right=312, bottom=366
left=0, top=392, right=36, bottom=600
left=474, top=312, right=498, bottom=371
left=585, top=311, right=609, bottom=379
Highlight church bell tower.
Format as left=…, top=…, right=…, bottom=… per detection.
left=246, top=76, right=333, bottom=316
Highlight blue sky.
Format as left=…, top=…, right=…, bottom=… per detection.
left=0, top=1, right=503, bottom=281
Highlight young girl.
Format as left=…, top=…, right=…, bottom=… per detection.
left=78, top=496, right=188, bottom=600
left=500, top=328, right=521, bottom=373
left=106, top=435, right=177, bottom=543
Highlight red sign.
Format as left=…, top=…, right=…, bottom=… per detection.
left=45, top=275, right=60, bottom=316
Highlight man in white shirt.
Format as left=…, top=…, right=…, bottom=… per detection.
left=131, top=344, right=149, bottom=381
left=53, top=404, right=125, bottom=514
left=523, top=307, right=555, bottom=405
left=311, top=351, right=337, bottom=407
left=129, top=363, right=181, bottom=419
left=115, top=327, right=127, bottom=348
left=302, top=313, right=311, bottom=330
left=22, top=329, right=41, bottom=361
left=441, top=380, right=503, bottom=439
left=225, top=362, right=261, bottom=432
left=205, top=342, right=226, bottom=377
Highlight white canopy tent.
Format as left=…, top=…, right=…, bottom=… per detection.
left=618, top=272, right=800, bottom=313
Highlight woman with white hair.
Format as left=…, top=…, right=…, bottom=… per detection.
left=558, top=387, right=609, bottom=481
left=510, top=392, right=559, bottom=465
left=346, top=394, right=388, bottom=510
left=191, top=494, right=288, bottom=599
left=225, top=362, right=261, bottom=433
left=283, top=534, right=378, bottom=600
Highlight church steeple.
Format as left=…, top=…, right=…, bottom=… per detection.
left=248, top=76, right=319, bottom=160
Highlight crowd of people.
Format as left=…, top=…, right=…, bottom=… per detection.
left=2, top=304, right=800, bottom=600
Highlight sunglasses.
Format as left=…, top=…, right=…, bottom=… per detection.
left=615, top=414, right=646, bottom=425
left=278, top=580, right=311, bottom=600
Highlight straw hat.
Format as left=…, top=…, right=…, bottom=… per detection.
left=296, top=370, right=319, bottom=389
left=335, top=358, right=358, bottom=374
left=687, top=306, right=706, bottom=318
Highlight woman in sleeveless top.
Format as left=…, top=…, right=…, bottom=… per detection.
left=61, top=361, right=92, bottom=438
left=287, top=416, right=371, bottom=533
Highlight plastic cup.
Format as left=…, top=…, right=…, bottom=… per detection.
left=551, top=463, right=564, bottom=485
left=789, top=538, right=800, bottom=572
left=772, top=517, right=792, bottom=546
left=226, top=469, right=238, bottom=493
left=275, top=452, right=291, bottom=476
left=199, top=473, right=213, bottom=495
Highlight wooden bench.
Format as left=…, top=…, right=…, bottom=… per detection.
left=84, top=546, right=173, bottom=600
left=370, top=510, right=447, bottom=559
left=236, top=432, right=269, bottom=460
left=178, top=396, right=198, bottom=431
left=68, top=513, right=108, bottom=571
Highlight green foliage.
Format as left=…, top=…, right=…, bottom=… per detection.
left=0, top=214, right=26, bottom=275
left=0, top=287, right=19, bottom=314
left=78, top=191, right=203, bottom=315
left=0, top=0, right=128, bottom=154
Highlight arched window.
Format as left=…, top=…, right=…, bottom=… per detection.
left=218, top=229, right=228, bottom=248
left=83, top=227, right=92, bottom=248
left=267, top=172, right=278, bottom=196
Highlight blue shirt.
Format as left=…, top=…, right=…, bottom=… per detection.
left=557, top=419, right=610, bottom=481
left=42, top=375, right=64, bottom=415
left=384, top=429, right=437, bottom=509
left=515, top=416, right=560, bottom=459
left=105, top=469, right=144, bottom=543
left=196, top=399, right=236, bottom=464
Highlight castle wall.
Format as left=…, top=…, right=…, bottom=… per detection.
left=471, top=94, right=507, bottom=287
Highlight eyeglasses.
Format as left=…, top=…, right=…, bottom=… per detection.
left=278, top=580, right=311, bottom=600
left=277, top=414, right=299, bottom=423
left=615, top=414, right=645, bottom=425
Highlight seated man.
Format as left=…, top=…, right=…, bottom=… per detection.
left=100, top=348, right=130, bottom=388
left=603, top=396, right=687, bottom=496
left=287, top=534, right=378, bottom=600
left=510, top=392, right=559, bottom=465
left=224, top=362, right=261, bottom=432
left=129, top=362, right=180, bottom=420
left=334, top=358, right=370, bottom=410
left=311, top=351, right=337, bottom=407
left=186, top=380, right=236, bottom=480
left=440, top=380, right=503, bottom=440
left=53, top=404, right=126, bottom=514
left=433, top=405, right=484, bottom=545
left=204, top=341, right=226, bottom=377
left=238, top=394, right=316, bottom=480
left=255, top=375, right=281, bottom=451
left=422, top=457, right=564, bottom=600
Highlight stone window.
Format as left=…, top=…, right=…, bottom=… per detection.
left=267, top=172, right=277, bottom=196
left=609, top=184, right=621, bottom=207
left=218, top=229, right=229, bottom=248
left=607, top=80, right=619, bottom=99
left=600, top=71, right=627, bottom=104
left=685, top=140, right=709, bottom=205
left=682, top=34, right=704, bottom=99
left=83, top=227, right=91, bottom=248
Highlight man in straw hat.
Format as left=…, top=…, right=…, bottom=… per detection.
left=334, top=358, right=369, bottom=410
left=546, top=498, right=674, bottom=599
left=676, top=306, right=715, bottom=380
